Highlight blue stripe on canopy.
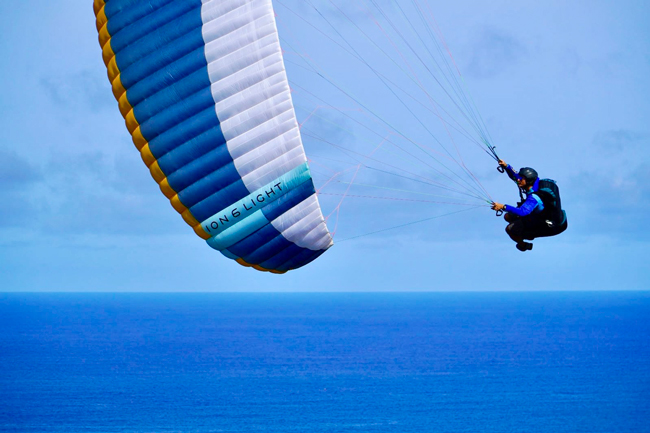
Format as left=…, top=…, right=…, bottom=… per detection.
left=113, top=4, right=203, bottom=72
left=109, top=0, right=196, bottom=53
left=132, top=66, right=211, bottom=124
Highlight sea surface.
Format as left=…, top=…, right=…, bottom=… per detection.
left=0, top=292, right=649, bottom=432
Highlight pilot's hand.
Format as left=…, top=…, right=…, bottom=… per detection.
left=498, top=160, right=508, bottom=168
left=491, top=202, right=506, bottom=211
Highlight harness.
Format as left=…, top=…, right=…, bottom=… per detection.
left=533, top=179, right=565, bottom=227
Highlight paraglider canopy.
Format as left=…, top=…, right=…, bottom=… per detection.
left=94, top=0, right=333, bottom=273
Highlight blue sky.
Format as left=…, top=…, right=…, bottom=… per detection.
left=0, top=1, right=648, bottom=291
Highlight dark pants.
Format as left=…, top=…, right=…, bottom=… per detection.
left=505, top=213, right=568, bottom=243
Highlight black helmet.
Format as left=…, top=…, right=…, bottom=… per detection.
left=518, top=167, right=538, bottom=184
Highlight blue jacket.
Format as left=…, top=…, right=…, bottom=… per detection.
left=503, top=165, right=544, bottom=217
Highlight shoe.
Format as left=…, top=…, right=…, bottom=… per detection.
left=516, top=242, right=533, bottom=252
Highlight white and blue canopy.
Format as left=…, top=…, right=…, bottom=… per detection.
left=94, top=0, right=333, bottom=273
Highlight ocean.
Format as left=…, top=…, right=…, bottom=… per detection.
left=1, top=292, right=648, bottom=432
